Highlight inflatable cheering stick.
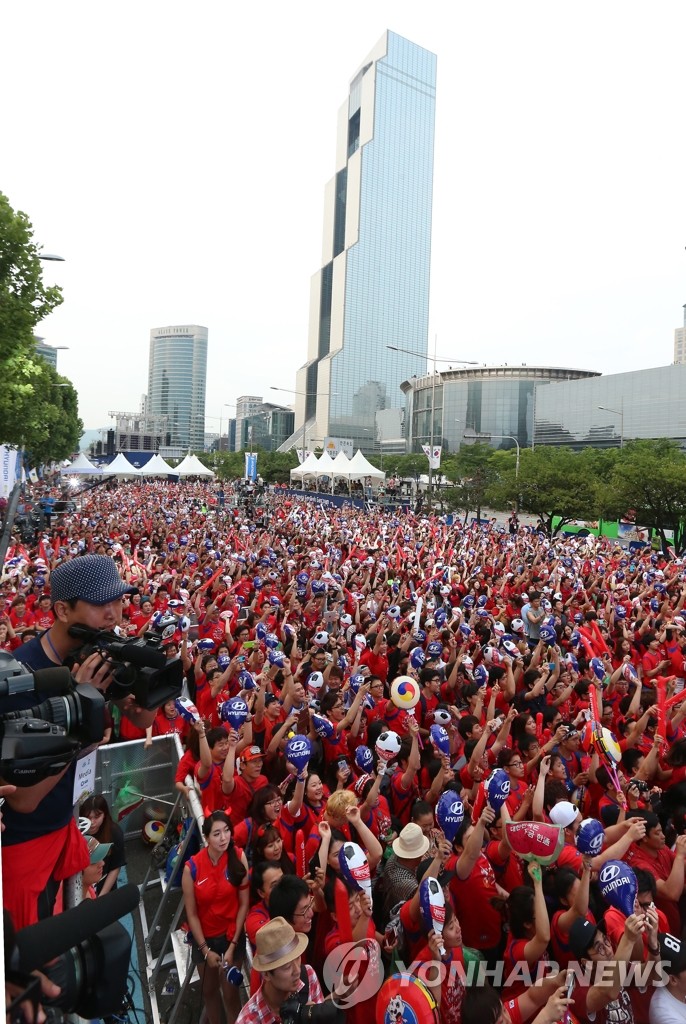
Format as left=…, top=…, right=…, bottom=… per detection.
left=219, top=697, right=249, bottom=732
left=576, top=818, right=605, bottom=857
left=174, top=697, right=201, bottom=724
left=284, top=735, right=312, bottom=775
left=375, top=730, right=401, bottom=775
left=436, top=791, right=464, bottom=843
left=598, top=860, right=637, bottom=917
left=419, top=877, right=446, bottom=957
left=429, top=724, right=450, bottom=758
left=338, top=841, right=372, bottom=902
left=355, top=745, right=375, bottom=774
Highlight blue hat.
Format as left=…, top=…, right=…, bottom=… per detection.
left=50, top=555, right=136, bottom=607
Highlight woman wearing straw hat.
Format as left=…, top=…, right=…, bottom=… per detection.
left=236, top=917, right=327, bottom=1024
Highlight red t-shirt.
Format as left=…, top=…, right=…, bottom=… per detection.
left=448, top=853, right=502, bottom=950
left=186, top=845, right=247, bottom=940
left=625, top=842, right=680, bottom=934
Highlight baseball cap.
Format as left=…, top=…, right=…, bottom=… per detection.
left=264, top=693, right=279, bottom=707
left=87, top=836, right=112, bottom=863
left=50, top=555, right=136, bottom=607
left=549, top=801, right=579, bottom=828
left=659, top=933, right=686, bottom=975
left=568, top=918, right=599, bottom=958
left=241, top=745, right=264, bottom=762
left=416, top=856, right=455, bottom=888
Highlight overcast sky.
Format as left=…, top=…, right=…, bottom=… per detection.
left=4, top=1, right=686, bottom=432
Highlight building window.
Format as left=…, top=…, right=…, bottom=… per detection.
left=347, top=110, right=360, bottom=157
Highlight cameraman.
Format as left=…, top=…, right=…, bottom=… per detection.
left=1, top=555, right=155, bottom=929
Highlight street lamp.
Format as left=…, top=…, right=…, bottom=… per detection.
left=463, top=428, right=521, bottom=513
left=597, top=402, right=624, bottom=449
left=39, top=254, right=65, bottom=262
left=387, top=341, right=479, bottom=509
left=270, top=386, right=337, bottom=464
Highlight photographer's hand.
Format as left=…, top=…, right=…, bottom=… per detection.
left=72, top=652, right=114, bottom=692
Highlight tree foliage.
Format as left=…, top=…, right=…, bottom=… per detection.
left=0, top=191, right=82, bottom=461
left=599, top=439, right=686, bottom=552
left=442, top=443, right=498, bottom=522
left=487, top=445, right=614, bottom=535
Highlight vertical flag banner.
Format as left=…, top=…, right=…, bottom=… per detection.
left=0, top=446, right=19, bottom=499
left=244, top=452, right=258, bottom=481
left=421, top=444, right=442, bottom=470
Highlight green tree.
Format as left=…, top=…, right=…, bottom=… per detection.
left=600, top=439, right=686, bottom=552
left=442, top=443, right=498, bottom=522
left=488, top=446, right=607, bottom=535
left=0, top=191, right=82, bottom=460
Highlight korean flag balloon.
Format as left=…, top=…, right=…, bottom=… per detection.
left=219, top=698, right=249, bottom=731
left=577, top=818, right=605, bottom=857
left=355, top=746, right=375, bottom=773
left=598, top=860, right=638, bottom=918
left=419, top=877, right=446, bottom=956
left=312, top=714, right=335, bottom=739
left=436, top=791, right=464, bottom=843
left=429, top=725, right=450, bottom=758
left=174, top=697, right=201, bottom=724
left=285, top=736, right=312, bottom=775
left=485, top=768, right=511, bottom=812
left=339, top=841, right=372, bottom=901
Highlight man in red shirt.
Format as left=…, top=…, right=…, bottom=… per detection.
left=221, top=742, right=269, bottom=826
left=625, top=809, right=686, bottom=935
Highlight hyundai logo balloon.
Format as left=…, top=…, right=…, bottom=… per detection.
left=285, top=736, right=312, bottom=775
left=599, top=860, right=637, bottom=918
left=436, top=791, right=464, bottom=843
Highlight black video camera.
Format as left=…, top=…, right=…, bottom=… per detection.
left=5, top=884, right=139, bottom=1021
left=0, top=652, right=104, bottom=786
left=67, top=622, right=183, bottom=710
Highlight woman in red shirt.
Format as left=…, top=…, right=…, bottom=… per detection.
left=182, top=811, right=249, bottom=1024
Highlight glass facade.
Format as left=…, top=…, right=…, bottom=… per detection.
left=404, top=366, right=598, bottom=453
left=404, top=363, right=686, bottom=453
left=533, top=364, right=686, bottom=448
left=295, top=32, right=436, bottom=454
left=147, top=325, right=208, bottom=451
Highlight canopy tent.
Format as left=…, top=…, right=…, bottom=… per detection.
left=330, top=450, right=353, bottom=478
left=174, top=453, right=215, bottom=478
left=60, top=452, right=102, bottom=475
left=141, top=453, right=175, bottom=476
left=101, top=452, right=140, bottom=476
left=289, top=452, right=321, bottom=481
left=315, top=450, right=336, bottom=475
left=347, top=449, right=385, bottom=481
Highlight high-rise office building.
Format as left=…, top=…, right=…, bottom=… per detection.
left=234, top=395, right=263, bottom=451
left=147, top=325, right=208, bottom=452
left=674, top=305, right=686, bottom=365
left=287, top=31, right=436, bottom=454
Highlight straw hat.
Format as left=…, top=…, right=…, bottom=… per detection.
left=252, top=917, right=309, bottom=972
left=392, top=822, right=430, bottom=860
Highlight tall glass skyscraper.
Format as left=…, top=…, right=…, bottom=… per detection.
left=291, top=31, right=436, bottom=453
left=147, top=325, right=208, bottom=452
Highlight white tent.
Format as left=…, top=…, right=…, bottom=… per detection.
left=60, top=452, right=102, bottom=475
left=174, top=453, right=215, bottom=478
left=290, top=452, right=321, bottom=481
left=330, top=450, right=353, bottom=478
left=347, top=449, right=385, bottom=481
left=315, top=450, right=336, bottom=476
left=141, top=453, right=175, bottom=476
left=101, top=452, right=140, bottom=476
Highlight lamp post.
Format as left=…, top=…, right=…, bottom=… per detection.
left=269, top=386, right=337, bottom=464
left=597, top=402, right=624, bottom=449
left=484, top=433, right=520, bottom=477
left=387, top=341, right=478, bottom=509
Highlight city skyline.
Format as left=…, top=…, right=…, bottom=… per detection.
left=4, top=2, right=686, bottom=432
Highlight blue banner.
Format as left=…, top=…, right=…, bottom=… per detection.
left=244, top=452, right=258, bottom=481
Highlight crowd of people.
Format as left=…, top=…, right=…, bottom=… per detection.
left=5, top=477, right=686, bottom=1024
